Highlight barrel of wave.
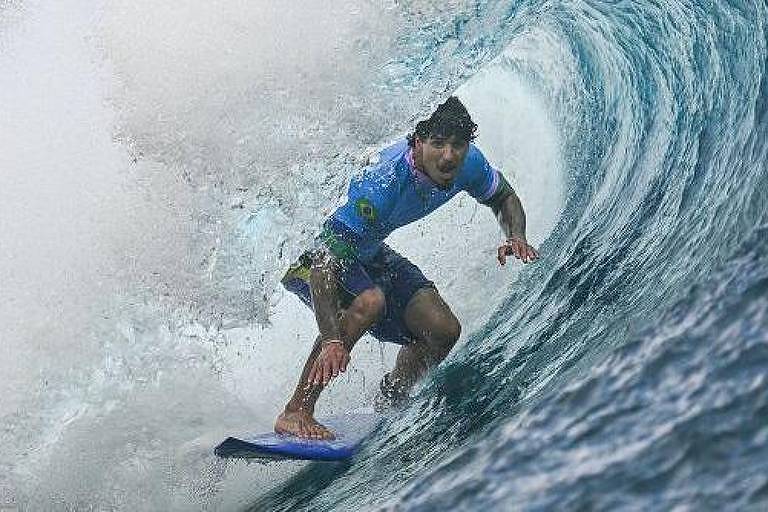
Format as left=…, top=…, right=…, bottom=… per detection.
left=389, top=62, right=565, bottom=333
left=221, top=49, right=566, bottom=420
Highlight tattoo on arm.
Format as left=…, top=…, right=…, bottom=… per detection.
left=495, top=191, right=527, bottom=240
left=308, top=251, right=343, bottom=342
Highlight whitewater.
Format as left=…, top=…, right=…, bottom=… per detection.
left=1, top=0, right=766, bottom=510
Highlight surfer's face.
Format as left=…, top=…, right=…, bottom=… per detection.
left=414, top=135, right=469, bottom=188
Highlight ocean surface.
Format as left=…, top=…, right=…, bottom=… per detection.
left=1, top=0, right=767, bottom=510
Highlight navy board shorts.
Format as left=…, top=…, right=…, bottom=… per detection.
left=281, top=244, right=435, bottom=345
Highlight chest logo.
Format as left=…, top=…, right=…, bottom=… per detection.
left=355, top=197, right=378, bottom=223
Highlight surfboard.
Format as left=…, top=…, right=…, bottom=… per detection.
left=214, top=412, right=381, bottom=462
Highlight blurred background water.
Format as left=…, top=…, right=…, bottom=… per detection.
left=1, top=0, right=766, bottom=510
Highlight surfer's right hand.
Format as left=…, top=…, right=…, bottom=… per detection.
left=307, top=339, right=350, bottom=387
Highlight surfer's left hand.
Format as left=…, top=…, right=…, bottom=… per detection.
left=307, top=340, right=350, bottom=387
left=497, top=236, right=539, bottom=265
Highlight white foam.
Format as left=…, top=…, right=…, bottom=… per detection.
left=0, top=0, right=402, bottom=508
left=0, top=2, right=570, bottom=509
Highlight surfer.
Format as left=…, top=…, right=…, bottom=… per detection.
left=276, top=96, right=539, bottom=439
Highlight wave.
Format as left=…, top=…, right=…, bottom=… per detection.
left=251, top=0, right=768, bottom=509
left=1, top=0, right=767, bottom=510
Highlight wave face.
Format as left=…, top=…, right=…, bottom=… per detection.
left=1, top=0, right=767, bottom=510
left=251, top=0, right=768, bottom=510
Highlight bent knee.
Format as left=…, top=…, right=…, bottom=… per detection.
left=351, top=287, right=386, bottom=320
left=427, top=312, right=461, bottom=341
left=439, top=315, right=461, bottom=349
left=423, top=314, right=461, bottom=360
left=446, top=316, right=461, bottom=343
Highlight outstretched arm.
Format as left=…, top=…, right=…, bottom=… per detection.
left=491, top=190, right=539, bottom=265
left=465, top=150, right=540, bottom=265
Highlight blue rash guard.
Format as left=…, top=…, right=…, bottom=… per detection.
left=320, top=139, right=503, bottom=263
left=282, top=139, right=509, bottom=344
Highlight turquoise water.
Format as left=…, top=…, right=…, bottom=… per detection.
left=1, top=0, right=766, bottom=510
left=251, top=0, right=768, bottom=509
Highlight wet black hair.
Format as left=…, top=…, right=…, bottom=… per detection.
left=407, top=96, right=478, bottom=147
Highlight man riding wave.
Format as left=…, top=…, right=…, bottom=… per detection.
left=276, top=96, right=539, bottom=440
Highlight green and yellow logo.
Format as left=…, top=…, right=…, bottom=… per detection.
left=319, top=227, right=358, bottom=262
left=355, top=197, right=377, bottom=223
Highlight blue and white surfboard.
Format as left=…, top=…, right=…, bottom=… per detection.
left=215, top=413, right=381, bottom=462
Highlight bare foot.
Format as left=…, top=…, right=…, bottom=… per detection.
left=275, top=409, right=335, bottom=440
